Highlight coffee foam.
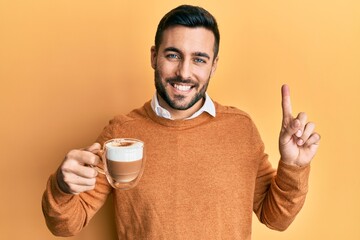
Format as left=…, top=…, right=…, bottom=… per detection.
left=105, top=140, right=143, bottom=162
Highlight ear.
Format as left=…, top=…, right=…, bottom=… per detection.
left=210, top=56, right=219, bottom=78
left=150, top=46, right=157, bottom=69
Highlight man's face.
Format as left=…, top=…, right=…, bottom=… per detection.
left=151, top=26, right=218, bottom=117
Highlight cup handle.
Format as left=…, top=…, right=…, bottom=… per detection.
left=89, top=149, right=106, bottom=175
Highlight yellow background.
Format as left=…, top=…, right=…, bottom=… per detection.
left=1, top=0, right=359, bottom=239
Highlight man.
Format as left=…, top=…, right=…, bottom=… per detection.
left=42, top=5, right=320, bottom=239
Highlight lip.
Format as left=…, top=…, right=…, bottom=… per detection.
left=169, top=82, right=194, bottom=94
left=165, top=76, right=198, bottom=94
left=173, top=83, right=192, bottom=92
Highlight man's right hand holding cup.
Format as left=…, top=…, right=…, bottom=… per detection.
left=56, top=143, right=101, bottom=195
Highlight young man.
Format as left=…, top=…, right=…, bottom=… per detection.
left=42, top=5, right=320, bottom=239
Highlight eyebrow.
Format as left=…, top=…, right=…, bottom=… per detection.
left=164, top=47, right=211, bottom=60
left=193, top=52, right=210, bottom=60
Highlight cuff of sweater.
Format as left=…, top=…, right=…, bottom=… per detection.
left=275, top=161, right=311, bottom=193
left=49, top=171, right=75, bottom=205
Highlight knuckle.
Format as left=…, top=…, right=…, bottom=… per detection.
left=66, top=183, right=77, bottom=193
left=88, top=155, right=97, bottom=165
left=66, top=149, right=79, bottom=159
left=305, top=122, right=316, bottom=132
left=60, top=162, right=71, bottom=173
left=83, top=167, right=96, bottom=178
left=62, top=159, right=78, bottom=172
left=313, top=133, right=321, bottom=141
left=89, top=182, right=96, bottom=191
left=90, top=178, right=97, bottom=186
left=90, top=142, right=101, bottom=151
left=89, top=154, right=100, bottom=166
left=298, top=112, right=308, bottom=121
left=91, top=168, right=98, bottom=178
left=62, top=173, right=73, bottom=184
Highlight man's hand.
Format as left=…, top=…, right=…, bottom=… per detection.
left=279, top=84, right=321, bottom=167
left=57, top=143, right=101, bottom=194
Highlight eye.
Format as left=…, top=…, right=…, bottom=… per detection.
left=166, top=53, right=180, bottom=60
left=194, top=58, right=206, bottom=64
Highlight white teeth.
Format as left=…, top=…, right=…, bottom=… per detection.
left=174, top=84, right=191, bottom=91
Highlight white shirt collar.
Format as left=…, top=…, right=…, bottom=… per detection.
left=151, top=92, right=216, bottom=120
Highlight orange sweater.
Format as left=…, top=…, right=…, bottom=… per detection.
left=42, top=101, right=310, bottom=239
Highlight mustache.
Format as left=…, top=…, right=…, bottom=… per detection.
left=165, top=76, right=197, bottom=86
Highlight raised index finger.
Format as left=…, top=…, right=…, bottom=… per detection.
left=281, top=84, right=293, bottom=118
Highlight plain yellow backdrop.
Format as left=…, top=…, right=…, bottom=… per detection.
left=0, top=0, right=359, bottom=239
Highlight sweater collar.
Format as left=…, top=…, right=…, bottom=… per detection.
left=150, top=92, right=216, bottom=120
left=143, top=101, right=215, bottom=129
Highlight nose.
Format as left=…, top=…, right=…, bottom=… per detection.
left=176, top=59, right=192, bottom=80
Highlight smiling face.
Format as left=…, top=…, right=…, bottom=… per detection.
left=151, top=26, right=218, bottom=119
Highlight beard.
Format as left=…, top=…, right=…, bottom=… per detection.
left=154, top=69, right=210, bottom=111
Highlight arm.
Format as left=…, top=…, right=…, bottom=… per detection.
left=41, top=143, right=112, bottom=236
left=253, top=84, right=320, bottom=230
left=253, top=154, right=310, bottom=231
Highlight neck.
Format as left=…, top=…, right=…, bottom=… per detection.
left=157, top=94, right=204, bottom=120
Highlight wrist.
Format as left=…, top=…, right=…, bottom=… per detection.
left=55, top=168, right=72, bottom=194
left=280, top=159, right=310, bottom=168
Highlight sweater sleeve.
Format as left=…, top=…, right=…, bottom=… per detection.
left=41, top=121, right=116, bottom=237
left=41, top=116, right=129, bottom=236
left=41, top=169, right=112, bottom=236
left=250, top=118, right=310, bottom=231
left=253, top=152, right=310, bottom=231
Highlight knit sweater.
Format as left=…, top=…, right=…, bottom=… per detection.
left=42, top=101, right=310, bottom=239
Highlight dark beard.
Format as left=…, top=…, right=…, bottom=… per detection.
left=154, top=69, right=209, bottom=111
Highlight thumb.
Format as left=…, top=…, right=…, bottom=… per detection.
left=85, top=142, right=101, bottom=154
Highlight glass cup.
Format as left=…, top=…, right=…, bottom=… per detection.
left=94, top=138, right=145, bottom=190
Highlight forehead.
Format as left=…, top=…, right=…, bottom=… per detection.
left=160, top=26, right=215, bottom=57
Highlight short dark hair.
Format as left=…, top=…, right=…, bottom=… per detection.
left=154, top=5, right=220, bottom=59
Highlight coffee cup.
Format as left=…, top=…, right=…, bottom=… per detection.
left=94, top=138, right=145, bottom=190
